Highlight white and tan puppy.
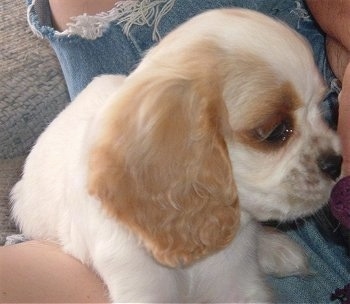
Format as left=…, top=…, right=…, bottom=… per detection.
left=11, top=9, right=341, bottom=302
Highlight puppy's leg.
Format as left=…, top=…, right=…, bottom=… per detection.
left=188, top=220, right=274, bottom=303
left=258, top=226, right=311, bottom=277
left=88, top=225, right=182, bottom=303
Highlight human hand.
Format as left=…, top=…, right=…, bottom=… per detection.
left=338, top=63, right=350, bottom=176
left=327, top=36, right=350, bottom=176
left=306, top=0, right=350, bottom=175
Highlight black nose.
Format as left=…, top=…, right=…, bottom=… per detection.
left=317, top=154, right=342, bottom=181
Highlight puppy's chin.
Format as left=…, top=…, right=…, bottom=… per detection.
left=239, top=180, right=333, bottom=223
left=244, top=201, right=327, bottom=223
left=256, top=201, right=328, bottom=223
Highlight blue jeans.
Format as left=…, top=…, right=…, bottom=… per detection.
left=27, top=0, right=349, bottom=302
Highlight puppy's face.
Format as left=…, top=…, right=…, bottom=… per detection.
left=224, top=54, right=340, bottom=222
left=88, top=9, right=341, bottom=267
left=140, top=8, right=341, bottom=222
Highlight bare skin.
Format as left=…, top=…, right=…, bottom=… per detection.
left=1, top=1, right=349, bottom=303
left=306, top=0, right=350, bottom=174
left=0, top=241, right=109, bottom=303
left=48, top=0, right=117, bottom=31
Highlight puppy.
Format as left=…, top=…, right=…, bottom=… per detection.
left=11, top=8, right=341, bottom=302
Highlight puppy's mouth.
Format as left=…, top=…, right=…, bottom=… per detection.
left=245, top=153, right=342, bottom=223
left=277, top=154, right=342, bottom=221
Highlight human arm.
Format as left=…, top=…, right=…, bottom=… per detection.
left=0, top=241, right=109, bottom=303
left=306, top=0, right=350, bottom=175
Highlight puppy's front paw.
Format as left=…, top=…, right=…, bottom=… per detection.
left=258, top=227, right=311, bottom=277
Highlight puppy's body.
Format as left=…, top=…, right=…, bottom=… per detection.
left=12, top=75, right=270, bottom=302
left=12, top=9, right=340, bottom=302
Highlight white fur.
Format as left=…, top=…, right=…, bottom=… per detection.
left=11, top=9, right=340, bottom=302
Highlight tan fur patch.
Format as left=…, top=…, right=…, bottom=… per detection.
left=234, top=81, right=302, bottom=152
left=88, top=45, right=240, bottom=267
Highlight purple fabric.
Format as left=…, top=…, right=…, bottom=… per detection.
left=330, top=176, right=350, bottom=229
left=331, top=283, right=350, bottom=304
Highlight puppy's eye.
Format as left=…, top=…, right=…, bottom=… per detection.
left=256, top=119, right=293, bottom=144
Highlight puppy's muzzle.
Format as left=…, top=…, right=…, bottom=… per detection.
left=317, top=153, right=343, bottom=181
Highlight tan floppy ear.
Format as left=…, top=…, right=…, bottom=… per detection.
left=88, top=75, right=240, bottom=267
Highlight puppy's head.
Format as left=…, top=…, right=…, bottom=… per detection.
left=87, top=9, right=341, bottom=267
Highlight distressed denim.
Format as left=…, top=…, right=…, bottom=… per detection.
left=26, top=0, right=349, bottom=303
